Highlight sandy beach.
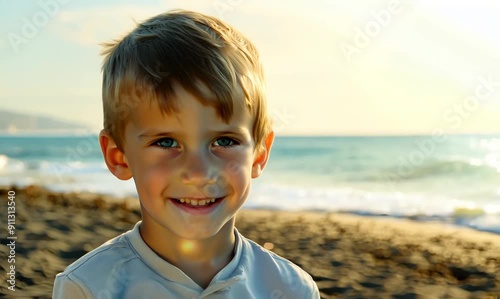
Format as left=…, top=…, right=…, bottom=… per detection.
left=0, top=185, right=499, bottom=298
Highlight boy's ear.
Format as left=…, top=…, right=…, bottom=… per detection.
left=99, top=130, right=132, bottom=180
left=251, top=131, right=275, bottom=178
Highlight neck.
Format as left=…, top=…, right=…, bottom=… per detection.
left=139, top=218, right=236, bottom=287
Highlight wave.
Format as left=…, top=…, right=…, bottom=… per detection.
left=0, top=155, right=107, bottom=175
left=0, top=155, right=26, bottom=173
left=366, top=158, right=500, bottom=182
left=246, top=183, right=500, bottom=234
left=249, top=183, right=488, bottom=214
left=0, top=155, right=7, bottom=170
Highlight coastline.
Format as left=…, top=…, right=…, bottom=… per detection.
left=0, top=185, right=499, bottom=298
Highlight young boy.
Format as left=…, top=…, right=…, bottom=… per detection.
left=53, top=10, right=320, bottom=298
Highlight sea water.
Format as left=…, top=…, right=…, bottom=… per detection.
left=1, top=133, right=499, bottom=233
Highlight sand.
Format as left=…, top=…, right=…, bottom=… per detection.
left=0, top=185, right=499, bottom=298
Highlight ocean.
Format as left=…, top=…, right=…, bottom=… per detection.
left=1, top=133, right=499, bottom=234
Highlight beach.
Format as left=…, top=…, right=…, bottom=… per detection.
left=0, top=185, right=499, bottom=298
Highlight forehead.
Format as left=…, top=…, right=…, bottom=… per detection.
left=126, top=81, right=253, bottom=134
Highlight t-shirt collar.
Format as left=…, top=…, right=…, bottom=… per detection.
left=126, top=221, right=245, bottom=294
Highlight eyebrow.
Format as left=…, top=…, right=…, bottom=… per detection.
left=138, top=127, right=249, bottom=139
left=138, top=131, right=175, bottom=139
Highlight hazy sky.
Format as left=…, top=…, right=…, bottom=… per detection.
left=1, top=0, right=500, bottom=135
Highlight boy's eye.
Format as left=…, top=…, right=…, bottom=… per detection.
left=155, top=138, right=179, bottom=148
left=213, top=137, right=237, bottom=147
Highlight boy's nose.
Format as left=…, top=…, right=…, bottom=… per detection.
left=181, top=149, right=218, bottom=187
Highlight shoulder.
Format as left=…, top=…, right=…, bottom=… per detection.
left=60, top=231, right=136, bottom=276
left=242, top=236, right=305, bottom=274
left=238, top=233, right=320, bottom=298
left=53, top=229, right=140, bottom=298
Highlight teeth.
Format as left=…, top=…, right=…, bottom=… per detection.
left=177, top=198, right=216, bottom=206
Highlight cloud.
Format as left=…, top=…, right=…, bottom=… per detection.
left=50, top=1, right=239, bottom=47
left=52, top=5, right=163, bottom=47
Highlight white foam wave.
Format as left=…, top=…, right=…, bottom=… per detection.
left=0, top=155, right=7, bottom=171
left=246, top=182, right=496, bottom=218
left=0, top=155, right=26, bottom=173
left=465, top=215, right=500, bottom=233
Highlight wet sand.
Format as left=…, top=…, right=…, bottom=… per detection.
left=0, top=185, right=499, bottom=298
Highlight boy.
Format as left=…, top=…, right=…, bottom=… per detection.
left=53, top=10, right=320, bottom=298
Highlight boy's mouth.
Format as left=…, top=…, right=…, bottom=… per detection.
left=169, top=197, right=225, bottom=215
left=174, top=198, right=218, bottom=206
left=170, top=197, right=224, bottom=208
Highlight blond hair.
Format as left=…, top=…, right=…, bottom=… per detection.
left=101, top=10, right=271, bottom=152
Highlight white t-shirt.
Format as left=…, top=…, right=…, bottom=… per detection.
left=53, top=222, right=320, bottom=299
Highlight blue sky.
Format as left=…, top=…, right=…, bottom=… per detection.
left=1, top=0, right=500, bottom=135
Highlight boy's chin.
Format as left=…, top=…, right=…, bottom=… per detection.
left=176, top=229, right=220, bottom=241
left=171, top=218, right=235, bottom=241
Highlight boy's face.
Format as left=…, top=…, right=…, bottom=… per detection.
left=102, top=81, right=272, bottom=240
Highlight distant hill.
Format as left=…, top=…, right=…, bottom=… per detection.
left=0, top=110, right=91, bottom=132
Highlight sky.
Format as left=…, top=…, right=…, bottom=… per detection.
left=1, top=0, right=500, bottom=136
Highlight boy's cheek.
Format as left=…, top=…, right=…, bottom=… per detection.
left=127, top=149, right=172, bottom=167
left=140, top=164, right=174, bottom=180
left=222, top=157, right=252, bottom=177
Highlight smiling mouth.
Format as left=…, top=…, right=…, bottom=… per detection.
left=172, top=197, right=223, bottom=207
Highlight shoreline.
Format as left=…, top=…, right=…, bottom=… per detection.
left=0, top=185, right=500, bottom=298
